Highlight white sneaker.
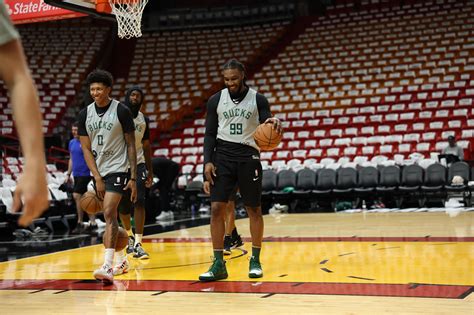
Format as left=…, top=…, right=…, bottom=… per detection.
left=112, top=259, right=130, bottom=276
left=269, top=204, right=289, bottom=214
left=155, top=211, right=174, bottom=221
left=95, top=219, right=106, bottom=228
left=93, top=264, right=113, bottom=283
left=199, top=205, right=210, bottom=217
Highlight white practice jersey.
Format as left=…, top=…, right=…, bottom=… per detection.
left=85, top=100, right=129, bottom=176
left=216, top=88, right=260, bottom=151
left=133, top=112, right=147, bottom=165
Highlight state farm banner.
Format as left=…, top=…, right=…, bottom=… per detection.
left=5, top=0, right=86, bottom=24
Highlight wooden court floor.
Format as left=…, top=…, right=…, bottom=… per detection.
left=0, top=212, right=473, bottom=314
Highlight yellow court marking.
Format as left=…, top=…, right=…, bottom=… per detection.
left=0, top=240, right=472, bottom=286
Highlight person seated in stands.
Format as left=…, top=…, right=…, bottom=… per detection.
left=442, top=135, right=464, bottom=162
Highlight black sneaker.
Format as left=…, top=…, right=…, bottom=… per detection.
left=231, top=234, right=244, bottom=249
left=71, top=223, right=85, bottom=234
left=126, top=236, right=135, bottom=255
left=133, top=243, right=149, bottom=259
left=87, top=224, right=98, bottom=233
left=223, top=235, right=232, bottom=255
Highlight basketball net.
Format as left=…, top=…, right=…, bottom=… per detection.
left=108, top=0, right=149, bottom=39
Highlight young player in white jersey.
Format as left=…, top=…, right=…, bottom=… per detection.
left=77, top=69, right=137, bottom=283
left=113, top=87, right=154, bottom=277
left=199, top=59, right=282, bottom=281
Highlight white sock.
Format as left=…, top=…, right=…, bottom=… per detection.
left=135, top=234, right=143, bottom=246
left=115, top=249, right=126, bottom=263
left=104, top=248, right=114, bottom=267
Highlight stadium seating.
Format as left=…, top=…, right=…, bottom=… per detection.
left=111, top=20, right=290, bottom=139
left=0, top=19, right=111, bottom=136
left=157, top=0, right=473, bottom=182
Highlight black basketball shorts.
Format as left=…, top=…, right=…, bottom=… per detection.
left=101, top=172, right=129, bottom=195
left=73, top=176, right=92, bottom=194
left=228, top=186, right=239, bottom=202
left=118, top=163, right=148, bottom=214
left=211, top=159, right=262, bottom=207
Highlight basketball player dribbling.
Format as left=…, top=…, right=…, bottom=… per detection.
left=77, top=69, right=137, bottom=283
left=114, top=87, right=154, bottom=277
left=200, top=59, right=282, bottom=281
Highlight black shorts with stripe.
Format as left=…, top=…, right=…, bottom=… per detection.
left=99, top=172, right=129, bottom=194
left=73, top=176, right=92, bottom=194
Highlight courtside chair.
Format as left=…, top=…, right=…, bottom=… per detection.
left=262, top=169, right=278, bottom=208
left=355, top=166, right=379, bottom=208
left=445, top=162, right=471, bottom=206
left=421, top=163, right=447, bottom=207
left=398, top=164, right=424, bottom=208
left=376, top=165, right=401, bottom=208
left=312, top=168, right=337, bottom=211
left=272, top=170, right=297, bottom=212
left=293, top=168, right=317, bottom=201
left=333, top=167, right=358, bottom=210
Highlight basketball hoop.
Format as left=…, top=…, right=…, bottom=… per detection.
left=97, top=0, right=149, bottom=39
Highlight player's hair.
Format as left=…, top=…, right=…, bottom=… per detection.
left=72, top=121, right=79, bottom=127
left=222, top=59, right=247, bottom=81
left=86, top=69, right=113, bottom=87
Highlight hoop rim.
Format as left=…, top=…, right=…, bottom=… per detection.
left=95, top=0, right=111, bottom=14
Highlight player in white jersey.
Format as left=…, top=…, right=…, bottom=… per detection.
left=77, top=69, right=137, bottom=283
left=114, top=87, right=154, bottom=277
left=199, top=59, right=282, bottom=281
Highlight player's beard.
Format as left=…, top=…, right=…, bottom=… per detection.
left=128, top=103, right=141, bottom=118
left=227, top=81, right=245, bottom=99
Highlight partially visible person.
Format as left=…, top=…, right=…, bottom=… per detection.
left=223, top=200, right=243, bottom=254
left=78, top=69, right=137, bottom=283
left=224, top=187, right=244, bottom=255
left=0, top=1, right=48, bottom=226
left=65, top=122, right=96, bottom=233
left=152, top=157, right=180, bottom=221
left=442, top=135, right=464, bottom=161
left=116, top=87, right=153, bottom=271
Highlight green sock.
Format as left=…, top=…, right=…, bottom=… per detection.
left=214, top=250, right=224, bottom=261
left=252, top=246, right=261, bottom=261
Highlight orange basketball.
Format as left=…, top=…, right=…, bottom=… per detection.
left=253, top=123, right=282, bottom=151
left=103, top=227, right=129, bottom=251
left=79, top=191, right=103, bottom=215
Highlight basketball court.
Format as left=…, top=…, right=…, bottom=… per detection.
left=1, top=0, right=473, bottom=313
left=1, top=212, right=473, bottom=314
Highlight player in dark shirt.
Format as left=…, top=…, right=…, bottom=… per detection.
left=199, top=59, right=282, bottom=281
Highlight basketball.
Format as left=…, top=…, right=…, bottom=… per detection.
left=103, top=227, right=129, bottom=251
left=253, top=123, right=282, bottom=151
left=79, top=191, right=103, bottom=215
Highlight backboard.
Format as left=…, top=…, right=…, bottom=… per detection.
left=44, top=0, right=115, bottom=21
